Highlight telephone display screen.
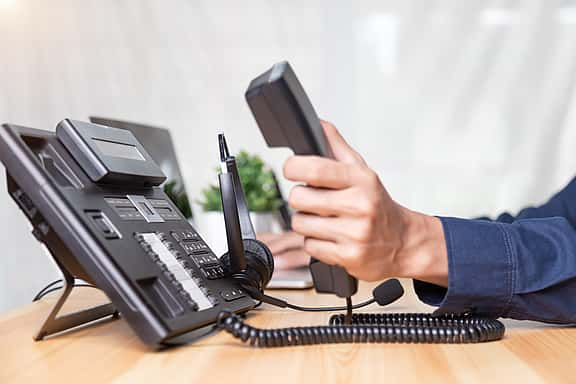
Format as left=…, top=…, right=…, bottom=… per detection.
left=92, top=138, right=145, bottom=161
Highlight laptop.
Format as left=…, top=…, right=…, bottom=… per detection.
left=89, top=116, right=312, bottom=289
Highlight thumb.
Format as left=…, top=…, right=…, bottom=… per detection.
left=321, top=120, right=365, bottom=165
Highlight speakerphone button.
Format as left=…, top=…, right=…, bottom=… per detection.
left=86, top=211, right=119, bottom=239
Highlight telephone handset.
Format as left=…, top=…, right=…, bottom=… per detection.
left=245, top=61, right=358, bottom=299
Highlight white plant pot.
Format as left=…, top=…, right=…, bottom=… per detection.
left=195, top=211, right=283, bottom=257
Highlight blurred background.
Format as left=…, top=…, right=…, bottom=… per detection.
left=1, top=0, right=576, bottom=313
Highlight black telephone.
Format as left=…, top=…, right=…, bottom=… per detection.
left=1, top=93, right=504, bottom=349
left=245, top=61, right=358, bottom=300
left=0, top=119, right=257, bottom=348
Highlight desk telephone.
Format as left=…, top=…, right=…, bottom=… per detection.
left=0, top=63, right=504, bottom=349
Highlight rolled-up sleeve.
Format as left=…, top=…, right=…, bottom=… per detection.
left=414, top=177, right=576, bottom=323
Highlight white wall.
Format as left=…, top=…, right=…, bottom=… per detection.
left=1, top=0, right=576, bottom=313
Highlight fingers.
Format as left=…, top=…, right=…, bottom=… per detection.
left=257, top=232, right=280, bottom=245
left=260, top=232, right=310, bottom=270
left=266, top=231, right=305, bottom=255
left=273, top=248, right=310, bottom=270
left=320, top=120, right=365, bottom=165
left=292, top=213, right=361, bottom=242
left=288, top=186, right=340, bottom=216
left=283, top=156, right=356, bottom=189
left=288, top=186, right=369, bottom=217
left=302, top=238, right=341, bottom=266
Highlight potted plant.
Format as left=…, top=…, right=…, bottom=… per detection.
left=163, top=180, right=193, bottom=221
left=196, top=151, right=284, bottom=255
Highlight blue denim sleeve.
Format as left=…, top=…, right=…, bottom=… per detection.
left=414, top=177, right=576, bottom=323
left=485, top=176, right=576, bottom=225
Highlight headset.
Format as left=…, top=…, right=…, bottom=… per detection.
left=214, top=134, right=505, bottom=347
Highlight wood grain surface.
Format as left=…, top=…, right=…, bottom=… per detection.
left=1, top=280, right=574, bottom=383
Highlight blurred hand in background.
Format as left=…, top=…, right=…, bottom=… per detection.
left=258, top=231, right=310, bottom=270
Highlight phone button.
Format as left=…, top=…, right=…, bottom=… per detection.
left=86, top=211, right=120, bottom=239
left=220, top=288, right=245, bottom=301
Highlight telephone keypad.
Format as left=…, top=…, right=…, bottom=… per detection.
left=135, top=232, right=215, bottom=311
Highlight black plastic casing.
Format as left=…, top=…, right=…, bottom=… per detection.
left=245, top=61, right=333, bottom=157
left=0, top=122, right=256, bottom=348
left=57, top=119, right=166, bottom=186
left=245, top=61, right=358, bottom=298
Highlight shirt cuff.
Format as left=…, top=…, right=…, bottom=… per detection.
left=413, top=217, right=515, bottom=318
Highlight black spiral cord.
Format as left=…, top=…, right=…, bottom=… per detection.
left=34, top=280, right=505, bottom=347
left=217, top=311, right=505, bottom=347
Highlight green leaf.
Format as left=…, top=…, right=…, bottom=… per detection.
left=197, top=151, right=282, bottom=212
left=163, top=180, right=193, bottom=219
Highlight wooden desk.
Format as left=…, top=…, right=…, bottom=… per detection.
left=1, top=280, right=574, bottom=383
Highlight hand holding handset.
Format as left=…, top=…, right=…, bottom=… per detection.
left=245, top=61, right=358, bottom=298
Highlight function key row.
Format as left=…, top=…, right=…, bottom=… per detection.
left=134, top=234, right=199, bottom=311
left=191, top=253, right=220, bottom=268
left=171, top=230, right=199, bottom=242
left=181, top=242, right=209, bottom=254
left=202, top=265, right=225, bottom=280
left=134, top=232, right=219, bottom=310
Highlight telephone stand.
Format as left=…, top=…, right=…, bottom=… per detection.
left=34, top=257, right=118, bottom=341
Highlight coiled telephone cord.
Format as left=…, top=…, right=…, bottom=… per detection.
left=217, top=311, right=505, bottom=347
